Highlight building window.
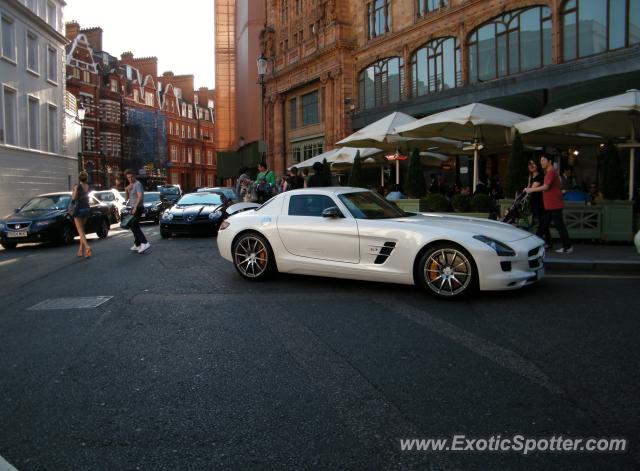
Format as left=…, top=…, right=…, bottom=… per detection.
left=195, top=172, right=203, bottom=188
left=207, top=150, right=213, bottom=165
left=289, top=98, right=297, bottom=129
left=207, top=174, right=214, bottom=187
left=145, top=92, right=154, bottom=107
left=100, top=132, right=121, bottom=157
left=84, top=127, right=95, bottom=151
left=27, top=0, right=38, bottom=14
left=110, top=79, right=118, bottom=93
left=1, top=15, right=16, bottom=62
left=171, top=145, right=178, bottom=162
left=281, top=0, right=289, bottom=24
left=46, top=1, right=57, bottom=29
left=411, top=37, right=461, bottom=96
left=367, top=0, right=391, bottom=40
left=181, top=147, right=186, bottom=162
left=2, top=87, right=17, bottom=145
left=133, top=89, right=140, bottom=102
left=301, top=91, right=319, bottom=126
left=187, top=126, right=192, bottom=138
left=187, top=147, right=193, bottom=163
left=28, top=96, right=39, bottom=149
left=562, top=0, right=640, bottom=61
left=171, top=173, right=179, bottom=184
left=47, top=45, right=57, bottom=83
left=195, top=148, right=201, bottom=164
left=358, top=57, right=404, bottom=109
left=83, top=70, right=91, bottom=83
left=468, top=6, right=552, bottom=84
left=47, top=104, right=57, bottom=153
left=27, top=31, right=39, bottom=73
left=417, top=0, right=448, bottom=16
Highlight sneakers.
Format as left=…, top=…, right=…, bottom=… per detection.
left=138, top=242, right=151, bottom=253
left=555, top=247, right=574, bottom=254
left=130, top=244, right=139, bottom=251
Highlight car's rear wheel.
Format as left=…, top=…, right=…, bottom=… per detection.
left=1, top=242, right=17, bottom=250
left=160, top=229, right=170, bottom=239
left=232, top=232, right=275, bottom=280
left=417, top=244, right=477, bottom=299
left=96, top=218, right=110, bottom=239
left=60, top=223, right=75, bottom=245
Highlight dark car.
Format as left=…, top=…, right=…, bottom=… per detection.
left=90, top=189, right=125, bottom=223
left=158, top=184, right=182, bottom=205
left=0, top=192, right=111, bottom=249
left=120, top=191, right=164, bottom=224
left=160, top=192, right=228, bottom=238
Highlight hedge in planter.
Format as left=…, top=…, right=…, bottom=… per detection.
left=425, top=193, right=450, bottom=212
left=470, top=193, right=494, bottom=212
left=404, top=148, right=427, bottom=198
left=348, top=151, right=364, bottom=188
left=451, top=194, right=471, bottom=212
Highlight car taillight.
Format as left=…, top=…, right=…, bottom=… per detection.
left=220, top=221, right=230, bottom=231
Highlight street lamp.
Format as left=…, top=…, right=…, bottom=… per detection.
left=256, top=53, right=269, bottom=158
left=76, top=103, right=86, bottom=173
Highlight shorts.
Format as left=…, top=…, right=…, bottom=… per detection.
left=73, top=207, right=90, bottom=218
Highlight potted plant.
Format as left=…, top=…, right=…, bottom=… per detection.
left=470, top=193, right=494, bottom=213
left=404, top=148, right=426, bottom=198
left=599, top=142, right=633, bottom=241
left=348, top=151, right=364, bottom=188
left=425, top=193, right=450, bottom=212
left=451, top=194, right=471, bottom=212
left=504, top=131, right=529, bottom=199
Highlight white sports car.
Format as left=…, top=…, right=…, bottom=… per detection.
left=217, top=187, right=545, bottom=299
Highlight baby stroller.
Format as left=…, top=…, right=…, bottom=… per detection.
left=501, top=191, right=530, bottom=226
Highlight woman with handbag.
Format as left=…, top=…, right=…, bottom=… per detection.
left=71, top=171, right=92, bottom=258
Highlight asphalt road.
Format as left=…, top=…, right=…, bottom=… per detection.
left=0, top=225, right=638, bottom=470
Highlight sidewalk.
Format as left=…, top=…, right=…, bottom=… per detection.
left=544, top=242, right=640, bottom=272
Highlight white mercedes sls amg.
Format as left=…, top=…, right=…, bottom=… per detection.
left=217, top=187, right=545, bottom=299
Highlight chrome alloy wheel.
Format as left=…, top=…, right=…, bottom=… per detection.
left=423, top=248, right=472, bottom=297
left=233, top=234, right=270, bottom=278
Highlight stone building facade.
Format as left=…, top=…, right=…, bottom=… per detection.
left=261, top=0, right=640, bottom=186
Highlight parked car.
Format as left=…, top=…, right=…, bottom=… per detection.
left=160, top=192, right=258, bottom=238
left=196, top=186, right=239, bottom=202
left=120, top=191, right=164, bottom=224
left=90, top=189, right=125, bottom=223
left=0, top=192, right=111, bottom=249
left=157, top=184, right=182, bottom=205
left=217, top=187, right=545, bottom=299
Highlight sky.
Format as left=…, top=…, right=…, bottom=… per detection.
left=63, top=0, right=216, bottom=89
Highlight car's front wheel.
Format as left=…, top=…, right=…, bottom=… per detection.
left=232, top=232, right=276, bottom=280
left=160, top=229, right=170, bottom=239
left=60, top=223, right=75, bottom=245
left=1, top=242, right=17, bottom=250
left=417, top=244, right=477, bottom=299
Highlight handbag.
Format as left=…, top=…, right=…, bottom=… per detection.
left=120, top=214, right=136, bottom=229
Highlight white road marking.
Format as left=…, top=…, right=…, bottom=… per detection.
left=0, top=455, right=18, bottom=471
left=376, top=298, right=564, bottom=395
left=0, top=258, right=18, bottom=267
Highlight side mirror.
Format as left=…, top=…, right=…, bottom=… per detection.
left=14, top=208, right=20, bottom=213
left=322, top=206, right=342, bottom=218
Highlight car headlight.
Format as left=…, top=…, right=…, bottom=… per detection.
left=162, top=212, right=173, bottom=221
left=0, top=223, right=4, bottom=230
left=209, top=211, right=223, bottom=221
left=473, top=235, right=516, bottom=257
left=34, top=220, right=54, bottom=227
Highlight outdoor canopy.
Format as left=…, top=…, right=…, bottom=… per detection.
left=394, top=103, right=531, bottom=191
left=514, top=90, right=640, bottom=200
left=290, top=147, right=383, bottom=170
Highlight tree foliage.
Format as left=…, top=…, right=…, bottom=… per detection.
left=348, top=151, right=365, bottom=188
left=403, top=148, right=426, bottom=197
left=504, top=131, right=529, bottom=198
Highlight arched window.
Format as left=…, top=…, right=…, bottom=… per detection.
left=411, top=37, right=460, bottom=96
left=562, top=0, right=640, bottom=61
left=358, top=57, right=404, bottom=110
left=468, top=6, right=552, bottom=84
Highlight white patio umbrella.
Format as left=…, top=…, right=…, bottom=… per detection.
left=291, top=147, right=382, bottom=169
left=394, top=103, right=531, bottom=191
left=515, top=89, right=640, bottom=199
left=337, top=111, right=466, bottom=185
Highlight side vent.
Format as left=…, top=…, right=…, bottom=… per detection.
left=374, top=241, right=396, bottom=264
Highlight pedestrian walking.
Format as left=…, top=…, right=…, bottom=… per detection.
left=526, top=158, right=544, bottom=230
left=124, top=169, right=151, bottom=253
left=525, top=155, right=573, bottom=253
left=71, top=171, right=92, bottom=258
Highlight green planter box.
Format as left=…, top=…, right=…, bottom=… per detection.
left=601, top=200, right=633, bottom=242
left=393, top=199, right=420, bottom=212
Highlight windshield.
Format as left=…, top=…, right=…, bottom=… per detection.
left=144, top=193, right=161, bottom=203
left=159, top=186, right=180, bottom=195
left=93, top=192, right=113, bottom=202
left=177, top=193, right=223, bottom=206
left=21, top=195, right=71, bottom=211
left=338, top=191, right=408, bottom=219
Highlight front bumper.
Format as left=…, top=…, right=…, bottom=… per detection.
left=0, top=224, right=61, bottom=245
left=476, top=237, right=545, bottom=291
left=160, top=220, right=218, bottom=235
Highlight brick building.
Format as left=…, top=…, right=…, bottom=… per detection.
left=259, top=0, right=640, bottom=187
left=65, top=24, right=216, bottom=192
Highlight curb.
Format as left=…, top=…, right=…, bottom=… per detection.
left=545, top=259, right=640, bottom=273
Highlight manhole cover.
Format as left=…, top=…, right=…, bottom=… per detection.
left=27, top=296, right=113, bottom=310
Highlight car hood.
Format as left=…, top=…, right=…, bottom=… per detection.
left=398, top=213, right=533, bottom=243
left=169, top=204, right=222, bottom=216
left=2, top=209, right=65, bottom=222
